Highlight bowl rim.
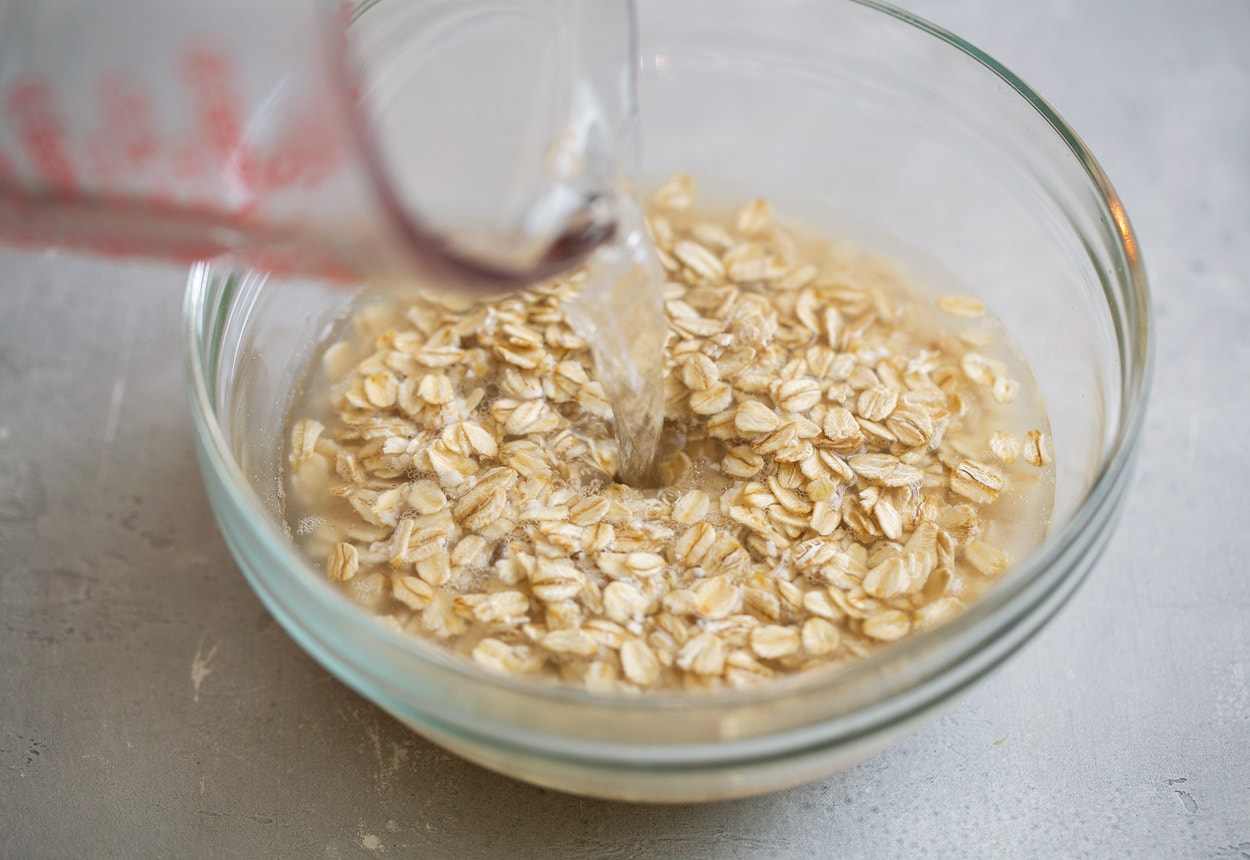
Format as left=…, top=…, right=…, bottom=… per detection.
left=182, top=0, right=1153, bottom=735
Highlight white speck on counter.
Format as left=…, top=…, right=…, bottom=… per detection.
left=102, top=306, right=138, bottom=452
left=190, top=635, right=219, bottom=703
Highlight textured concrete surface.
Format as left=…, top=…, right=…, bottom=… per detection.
left=2, top=2, right=1248, bottom=857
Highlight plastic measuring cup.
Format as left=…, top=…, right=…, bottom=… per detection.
left=0, top=0, right=635, bottom=288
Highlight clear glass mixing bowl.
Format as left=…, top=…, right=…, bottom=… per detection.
left=183, top=0, right=1151, bottom=801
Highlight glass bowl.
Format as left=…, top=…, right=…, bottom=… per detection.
left=183, top=0, right=1151, bottom=802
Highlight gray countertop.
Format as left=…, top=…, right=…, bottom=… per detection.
left=2, top=2, right=1247, bottom=857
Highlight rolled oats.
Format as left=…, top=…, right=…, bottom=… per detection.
left=949, top=459, right=1005, bottom=505
left=750, top=625, right=801, bottom=660
left=801, top=617, right=841, bottom=656
left=620, top=638, right=662, bottom=686
left=736, top=400, right=782, bottom=434
left=676, top=632, right=726, bottom=676
left=328, top=542, right=359, bottom=582
left=1024, top=429, right=1051, bottom=467
left=393, top=575, right=434, bottom=610
left=989, top=430, right=1021, bottom=464
left=937, top=294, right=986, bottom=318
left=862, top=609, right=911, bottom=642
left=286, top=178, right=1055, bottom=693
left=857, top=385, right=898, bottom=422
left=540, top=628, right=600, bottom=658
left=735, top=198, right=774, bottom=236
left=965, top=540, right=1012, bottom=576
left=773, top=378, right=823, bottom=413
left=672, top=490, right=711, bottom=525
left=290, top=419, right=324, bottom=466
left=673, top=239, right=727, bottom=282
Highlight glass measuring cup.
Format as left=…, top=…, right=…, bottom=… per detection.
left=0, top=0, right=635, bottom=288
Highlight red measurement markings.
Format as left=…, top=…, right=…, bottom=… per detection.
left=182, top=43, right=246, bottom=170
left=1, top=31, right=353, bottom=268
left=0, top=192, right=241, bottom=262
left=3, top=81, right=78, bottom=191
left=89, top=71, right=161, bottom=193
left=238, top=98, right=345, bottom=196
left=0, top=149, right=14, bottom=205
left=169, top=123, right=206, bottom=189
left=179, top=41, right=345, bottom=206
